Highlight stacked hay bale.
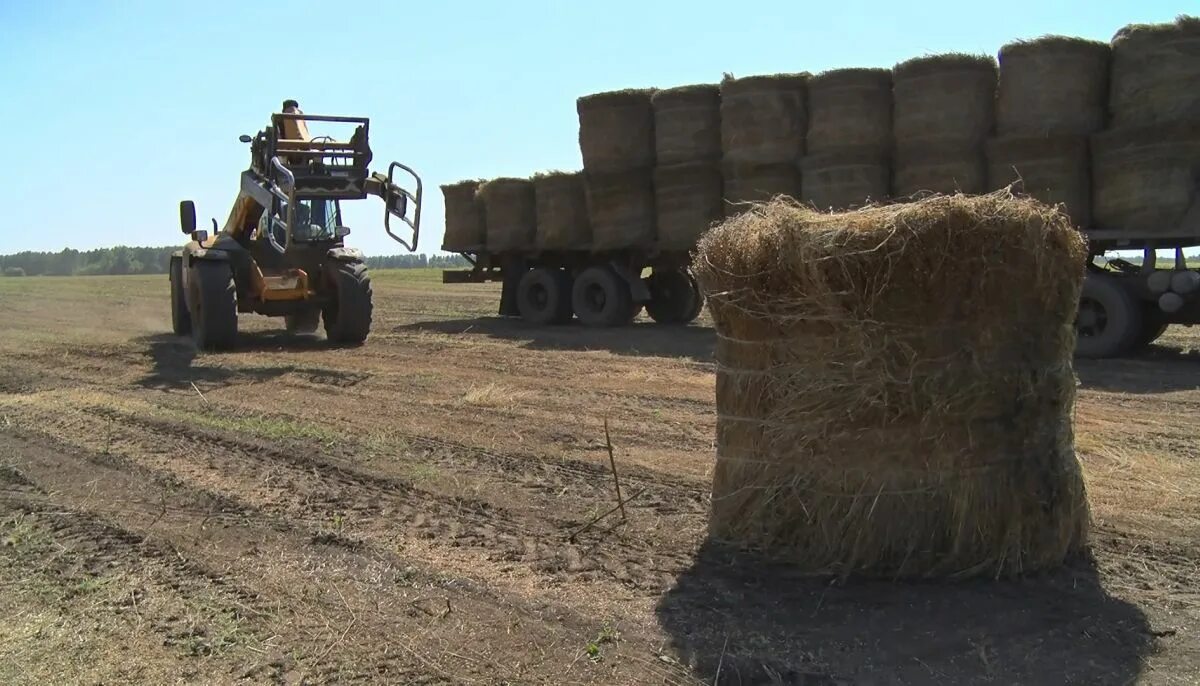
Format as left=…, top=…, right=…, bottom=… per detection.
left=694, top=192, right=1090, bottom=578
left=533, top=172, right=590, bottom=250
left=1094, top=17, right=1200, bottom=233
left=801, top=68, right=892, bottom=210
left=652, top=85, right=725, bottom=250
left=478, top=178, right=536, bottom=252
left=892, top=55, right=996, bottom=198
left=987, top=36, right=1109, bottom=227
left=578, top=89, right=658, bottom=249
left=720, top=74, right=807, bottom=208
left=440, top=180, right=486, bottom=251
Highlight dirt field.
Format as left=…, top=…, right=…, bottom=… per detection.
left=0, top=270, right=1198, bottom=685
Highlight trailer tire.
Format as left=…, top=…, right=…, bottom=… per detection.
left=572, top=265, right=634, bottom=327
left=517, top=268, right=573, bottom=325
left=285, top=308, right=321, bottom=334
left=323, top=262, right=373, bottom=345
left=170, top=258, right=192, bottom=336
left=1075, top=274, right=1143, bottom=358
left=1133, top=305, right=1169, bottom=350
left=645, top=269, right=698, bottom=325
left=684, top=270, right=705, bottom=323
left=189, top=260, right=238, bottom=351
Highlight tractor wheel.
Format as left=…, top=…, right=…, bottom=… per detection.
left=189, top=260, right=238, bottom=351
left=323, top=262, right=373, bottom=345
left=645, top=269, right=698, bottom=325
left=1075, top=273, right=1142, bottom=358
left=285, top=308, right=321, bottom=334
left=572, top=265, right=634, bottom=327
left=170, top=258, right=192, bottom=336
left=516, top=268, right=573, bottom=325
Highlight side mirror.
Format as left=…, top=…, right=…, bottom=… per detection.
left=180, top=200, right=197, bottom=234
left=335, top=226, right=351, bottom=238
left=239, top=134, right=253, bottom=143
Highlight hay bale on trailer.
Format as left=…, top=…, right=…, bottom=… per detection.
left=441, top=180, right=486, bottom=251
left=655, top=163, right=724, bottom=251
left=893, top=144, right=986, bottom=197
left=693, top=192, right=1090, bottom=578
left=534, top=172, right=590, bottom=250
left=1091, top=124, right=1200, bottom=233
left=577, top=89, right=658, bottom=173
left=720, top=74, right=808, bottom=165
left=722, top=162, right=801, bottom=208
left=1109, top=17, right=1200, bottom=128
left=893, top=54, right=997, bottom=150
left=800, top=149, right=889, bottom=211
left=996, top=36, right=1109, bottom=136
left=986, top=135, right=1091, bottom=227
left=652, top=84, right=722, bottom=166
left=585, top=169, right=656, bottom=250
left=806, top=68, right=892, bottom=155
left=478, top=178, right=536, bottom=252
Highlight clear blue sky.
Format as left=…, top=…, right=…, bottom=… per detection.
left=0, top=0, right=1189, bottom=256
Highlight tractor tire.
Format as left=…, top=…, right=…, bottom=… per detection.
left=189, top=260, right=238, bottom=351
left=285, top=308, right=321, bottom=334
left=169, top=258, right=192, bottom=336
left=645, top=269, right=698, bottom=325
left=1075, top=273, right=1143, bottom=358
left=323, top=262, right=373, bottom=345
left=572, top=265, right=635, bottom=327
left=516, top=268, right=574, bottom=325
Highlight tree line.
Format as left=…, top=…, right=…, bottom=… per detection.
left=0, top=247, right=469, bottom=276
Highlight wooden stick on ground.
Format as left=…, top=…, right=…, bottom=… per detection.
left=604, top=418, right=626, bottom=521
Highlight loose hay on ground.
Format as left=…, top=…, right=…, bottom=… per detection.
left=693, top=191, right=1090, bottom=578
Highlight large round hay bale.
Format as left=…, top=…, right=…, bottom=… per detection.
left=693, top=192, right=1090, bottom=578
left=577, top=89, right=658, bottom=173
left=720, top=74, right=808, bottom=165
left=440, top=180, right=486, bottom=251
left=893, top=54, right=997, bottom=151
left=478, top=178, right=536, bottom=252
left=806, top=68, right=892, bottom=155
left=986, top=135, right=1091, bottom=227
left=800, top=149, right=889, bottom=211
left=1109, top=17, right=1200, bottom=128
left=996, top=36, right=1109, bottom=136
left=654, top=163, right=724, bottom=251
left=585, top=169, right=656, bottom=250
left=722, top=162, right=801, bottom=208
left=652, top=84, right=722, bottom=165
left=534, top=172, right=590, bottom=250
left=893, top=144, right=986, bottom=197
left=1091, top=125, right=1200, bottom=233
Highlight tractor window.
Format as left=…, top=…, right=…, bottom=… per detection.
left=288, top=199, right=341, bottom=242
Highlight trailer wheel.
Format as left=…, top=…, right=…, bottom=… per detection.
left=323, top=262, right=373, bottom=345
left=517, top=268, right=573, bottom=325
left=189, top=260, right=238, bottom=351
left=170, top=257, right=192, bottom=336
left=572, top=265, right=634, bottom=327
left=645, top=269, right=698, bottom=325
left=1133, top=305, right=1169, bottom=350
left=684, top=270, right=705, bottom=323
left=1075, top=274, right=1143, bottom=358
left=285, top=308, right=321, bottom=334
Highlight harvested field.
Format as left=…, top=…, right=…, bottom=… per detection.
left=1, top=272, right=1199, bottom=684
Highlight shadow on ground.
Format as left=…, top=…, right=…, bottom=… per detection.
left=396, top=317, right=716, bottom=362
left=1076, top=344, right=1200, bottom=393
left=656, top=542, right=1155, bottom=685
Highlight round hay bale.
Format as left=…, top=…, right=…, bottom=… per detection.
left=996, top=36, right=1109, bottom=136
left=806, top=68, right=892, bottom=155
left=893, top=144, right=986, bottom=198
left=654, top=163, right=724, bottom=251
left=577, top=89, right=658, bottom=173
left=986, top=135, right=1091, bottom=227
left=800, top=148, right=890, bottom=211
left=1091, top=124, right=1200, bottom=233
left=584, top=169, right=656, bottom=250
left=722, top=162, right=801, bottom=209
left=893, top=54, right=997, bottom=151
left=440, top=180, right=486, bottom=251
left=1109, top=17, right=1200, bottom=128
left=652, top=84, right=722, bottom=166
left=478, top=177, right=536, bottom=252
left=720, top=74, right=808, bottom=165
left=693, top=192, right=1090, bottom=578
left=533, top=171, right=590, bottom=250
